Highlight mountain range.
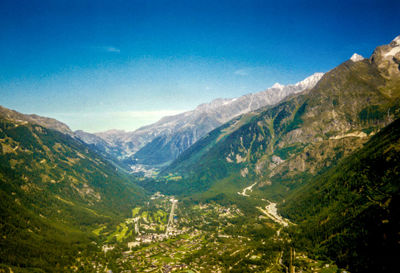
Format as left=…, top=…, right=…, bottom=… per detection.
left=75, top=72, right=324, bottom=170
left=154, top=35, right=400, bottom=272
left=162, top=35, right=400, bottom=196
left=1, top=35, right=399, bottom=272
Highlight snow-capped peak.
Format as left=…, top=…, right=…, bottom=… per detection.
left=392, top=35, right=400, bottom=46
left=384, top=36, right=400, bottom=58
left=272, top=82, right=284, bottom=89
left=294, top=72, right=324, bottom=90
left=350, top=53, right=364, bottom=62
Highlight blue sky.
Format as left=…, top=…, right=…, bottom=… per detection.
left=1, top=0, right=399, bottom=132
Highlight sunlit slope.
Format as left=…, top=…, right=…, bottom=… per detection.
left=164, top=38, right=400, bottom=198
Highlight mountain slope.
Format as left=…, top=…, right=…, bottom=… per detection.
left=133, top=73, right=324, bottom=167
left=0, top=105, right=72, bottom=135
left=280, top=117, right=400, bottom=273
left=78, top=73, right=324, bottom=169
left=163, top=36, right=400, bottom=198
left=0, top=108, right=146, bottom=271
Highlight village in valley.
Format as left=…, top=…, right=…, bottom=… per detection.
left=72, top=191, right=339, bottom=273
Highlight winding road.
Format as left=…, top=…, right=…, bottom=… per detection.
left=237, top=182, right=257, bottom=197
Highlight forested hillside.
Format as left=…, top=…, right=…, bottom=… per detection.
left=281, top=118, right=400, bottom=273
left=0, top=115, right=145, bottom=271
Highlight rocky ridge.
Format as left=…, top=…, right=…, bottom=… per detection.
left=79, top=73, right=324, bottom=168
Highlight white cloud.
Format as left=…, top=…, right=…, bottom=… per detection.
left=104, top=46, right=120, bottom=53
left=234, top=69, right=250, bottom=76
left=86, top=46, right=121, bottom=53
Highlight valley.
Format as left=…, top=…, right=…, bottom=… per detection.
left=73, top=191, right=338, bottom=273
left=1, top=24, right=399, bottom=273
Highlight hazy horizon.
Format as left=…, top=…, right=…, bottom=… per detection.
left=1, top=0, right=399, bottom=132
left=7, top=71, right=324, bottom=133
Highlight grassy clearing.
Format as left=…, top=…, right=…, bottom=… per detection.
left=92, top=225, right=105, bottom=236
left=132, top=207, right=141, bottom=217
left=106, top=223, right=130, bottom=242
left=115, top=223, right=129, bottom=242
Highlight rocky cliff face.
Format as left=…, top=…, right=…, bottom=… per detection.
left=371, top=35, right=400, bottom=79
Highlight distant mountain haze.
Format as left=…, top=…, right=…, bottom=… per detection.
left=0, top=71, right=324, bottom=172
left=75, top=72, right=324, bottom=169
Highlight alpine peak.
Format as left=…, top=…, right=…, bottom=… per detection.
left=350, top=53, right=364, bottom=62
left=271, top=82, right=284, bottom=89
left=294, top=72, right=324, bottom=89
left=391, top=35, right=400, bottom=46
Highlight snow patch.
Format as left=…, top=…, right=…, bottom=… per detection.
left=294, top=72, right=324, bottom=90
left=350, top=53, right=364, bottom=62
left=222, top=98, right=237, bottom=105
left=384, top=46, right=400, bottom=58
left=271, top=82, right=284, bottom=89
left=392, top=35, right=400, bottom=46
